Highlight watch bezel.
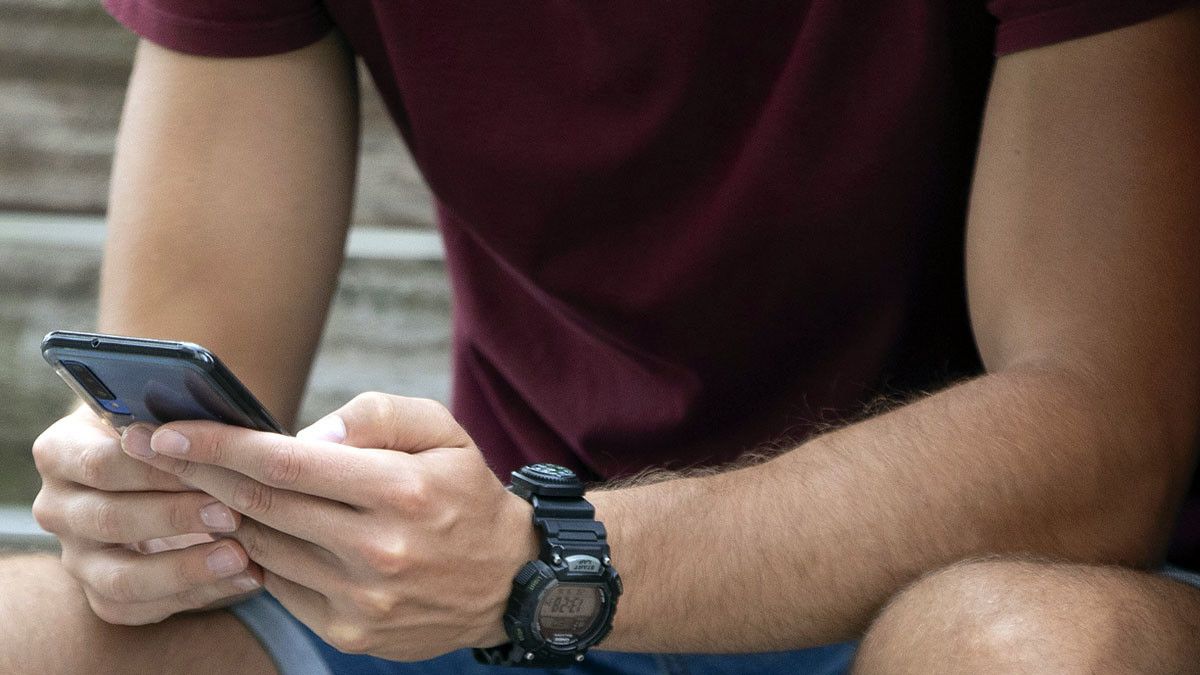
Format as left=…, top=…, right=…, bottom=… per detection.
left=504, top=559, right=621, bottom=658
left=511, top=463, right=585, bottom=499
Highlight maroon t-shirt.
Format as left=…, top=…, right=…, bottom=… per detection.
left=103, top=0, right=1198, bottom=567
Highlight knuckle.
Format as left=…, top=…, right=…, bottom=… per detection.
left=355, top=391, right=398, bottom=423
left=356, top=538, right=410, bottom=577
left=30, top=433, right=57, bottom=476
left=422, top=398, right=452, bottom=419
left=167, top=497, right=198, bottom=535
left=202, top=428, right=227, bottom=466
left=92, top=498, right=124, bottom=541
left=76, top=443, right=107, bottom=487
left=350, top=587, right=398, bottom=621
left=85, top=596, right=129, bottom=625
left=231, top=479, right=274, bottom=516
left=387, top=475, right=431, bottom=512
left=94, top=565, right=135, bottom=603
left=418, top=398, right=469, bottom=446
left=168, top=457, right=199, bottom=480
left=58, top=545, right=84, bottom=576
left=324, top=623, right=374, bottom=654
left=419, top=397, right=452, bottom=423
left=353, top=391, right=390, bottom=410
left=261, top=442, right=302, bottom=487
left=30, top=490, right=61, bottom=533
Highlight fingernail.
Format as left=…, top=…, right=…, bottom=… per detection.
left=121, top=425, right=155, bottom=459
left=200, top=503, right=236, bottom=532
left=206, top=545, right=244, bottom=577
left=151, top=429, right=190, bottom=456
left=231, top=574, right=261, bottom=592
left=296, top=414, right=346, bottom=444
left=134, top=538, right=169, bottom=554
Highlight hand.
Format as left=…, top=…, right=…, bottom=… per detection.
left=121, top=393, right=538, bottom=661
left=31, top=407, right=262, bottom=625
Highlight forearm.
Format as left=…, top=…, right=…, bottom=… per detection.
left=592, top=10, right=1200, bottom=653
left=99, top=35, right=359, bottom=426
left=593, top=365, right=1189, bottom=652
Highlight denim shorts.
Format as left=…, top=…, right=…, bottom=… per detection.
left=229, top=566, right=1200, bottom=675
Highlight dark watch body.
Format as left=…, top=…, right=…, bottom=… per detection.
left=475, top=464, right=621, bottom=667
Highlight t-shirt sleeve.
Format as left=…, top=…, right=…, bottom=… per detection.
left=989, top=0, right=1194, bottom=55
left=103, top=0, right=334, bottom=57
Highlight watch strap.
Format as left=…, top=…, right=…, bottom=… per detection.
left=473, top=643, right=578, bottom=668
left=529, top=494, right=610, bottom=567
left=475, top=466, right=614, bottom=667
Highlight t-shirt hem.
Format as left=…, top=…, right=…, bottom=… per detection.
left=1168, top=498, right=1200, bottom=570
left=103, top=0, right=334, bottom=58
left=995, top=0, right=1193, bottom=55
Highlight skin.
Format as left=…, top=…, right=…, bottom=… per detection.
left=0, top=553, right=273, bottom=674
left=852, top=559, right=1200, bottom=673
left=121, top=394, right=538, bottom=658
left=31, top=32, right=359, bottom=627
left=8, top=4, right=1200, bottom=672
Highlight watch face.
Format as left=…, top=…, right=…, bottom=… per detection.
left=534, top=583, right=604, bottom=645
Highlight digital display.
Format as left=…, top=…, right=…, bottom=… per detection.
left=536, top=584, right=602, bottom=641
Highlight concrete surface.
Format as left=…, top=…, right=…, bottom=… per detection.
left=0, top=0, right=436, bottom=229
left=0, top=505, right=56, bottom=551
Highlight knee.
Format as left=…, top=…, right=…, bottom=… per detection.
left=853, top=559, right=1132, bottom=674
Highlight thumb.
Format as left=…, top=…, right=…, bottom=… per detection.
left=297, top=392, right=471, bottom=452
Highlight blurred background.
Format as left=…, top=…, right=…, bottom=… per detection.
left=0, top=1, right=450, bottom=516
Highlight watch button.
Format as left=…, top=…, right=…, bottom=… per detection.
left=514, top=564, right=539, bottom=587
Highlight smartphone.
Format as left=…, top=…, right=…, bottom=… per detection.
left=41, top=330, right=286, bottom=434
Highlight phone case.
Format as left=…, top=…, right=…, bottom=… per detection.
left=41, top=331, right=286, bottom=434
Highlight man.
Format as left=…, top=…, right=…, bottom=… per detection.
left=2, top=1, right=1199, bottom=673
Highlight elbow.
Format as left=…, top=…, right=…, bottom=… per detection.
left=1078, top=408, right=1198, bottom=568
left=1040, top=365, right=1200, bottom=567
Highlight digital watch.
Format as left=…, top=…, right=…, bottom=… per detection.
left=474, top=463, right=621, bottom=668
